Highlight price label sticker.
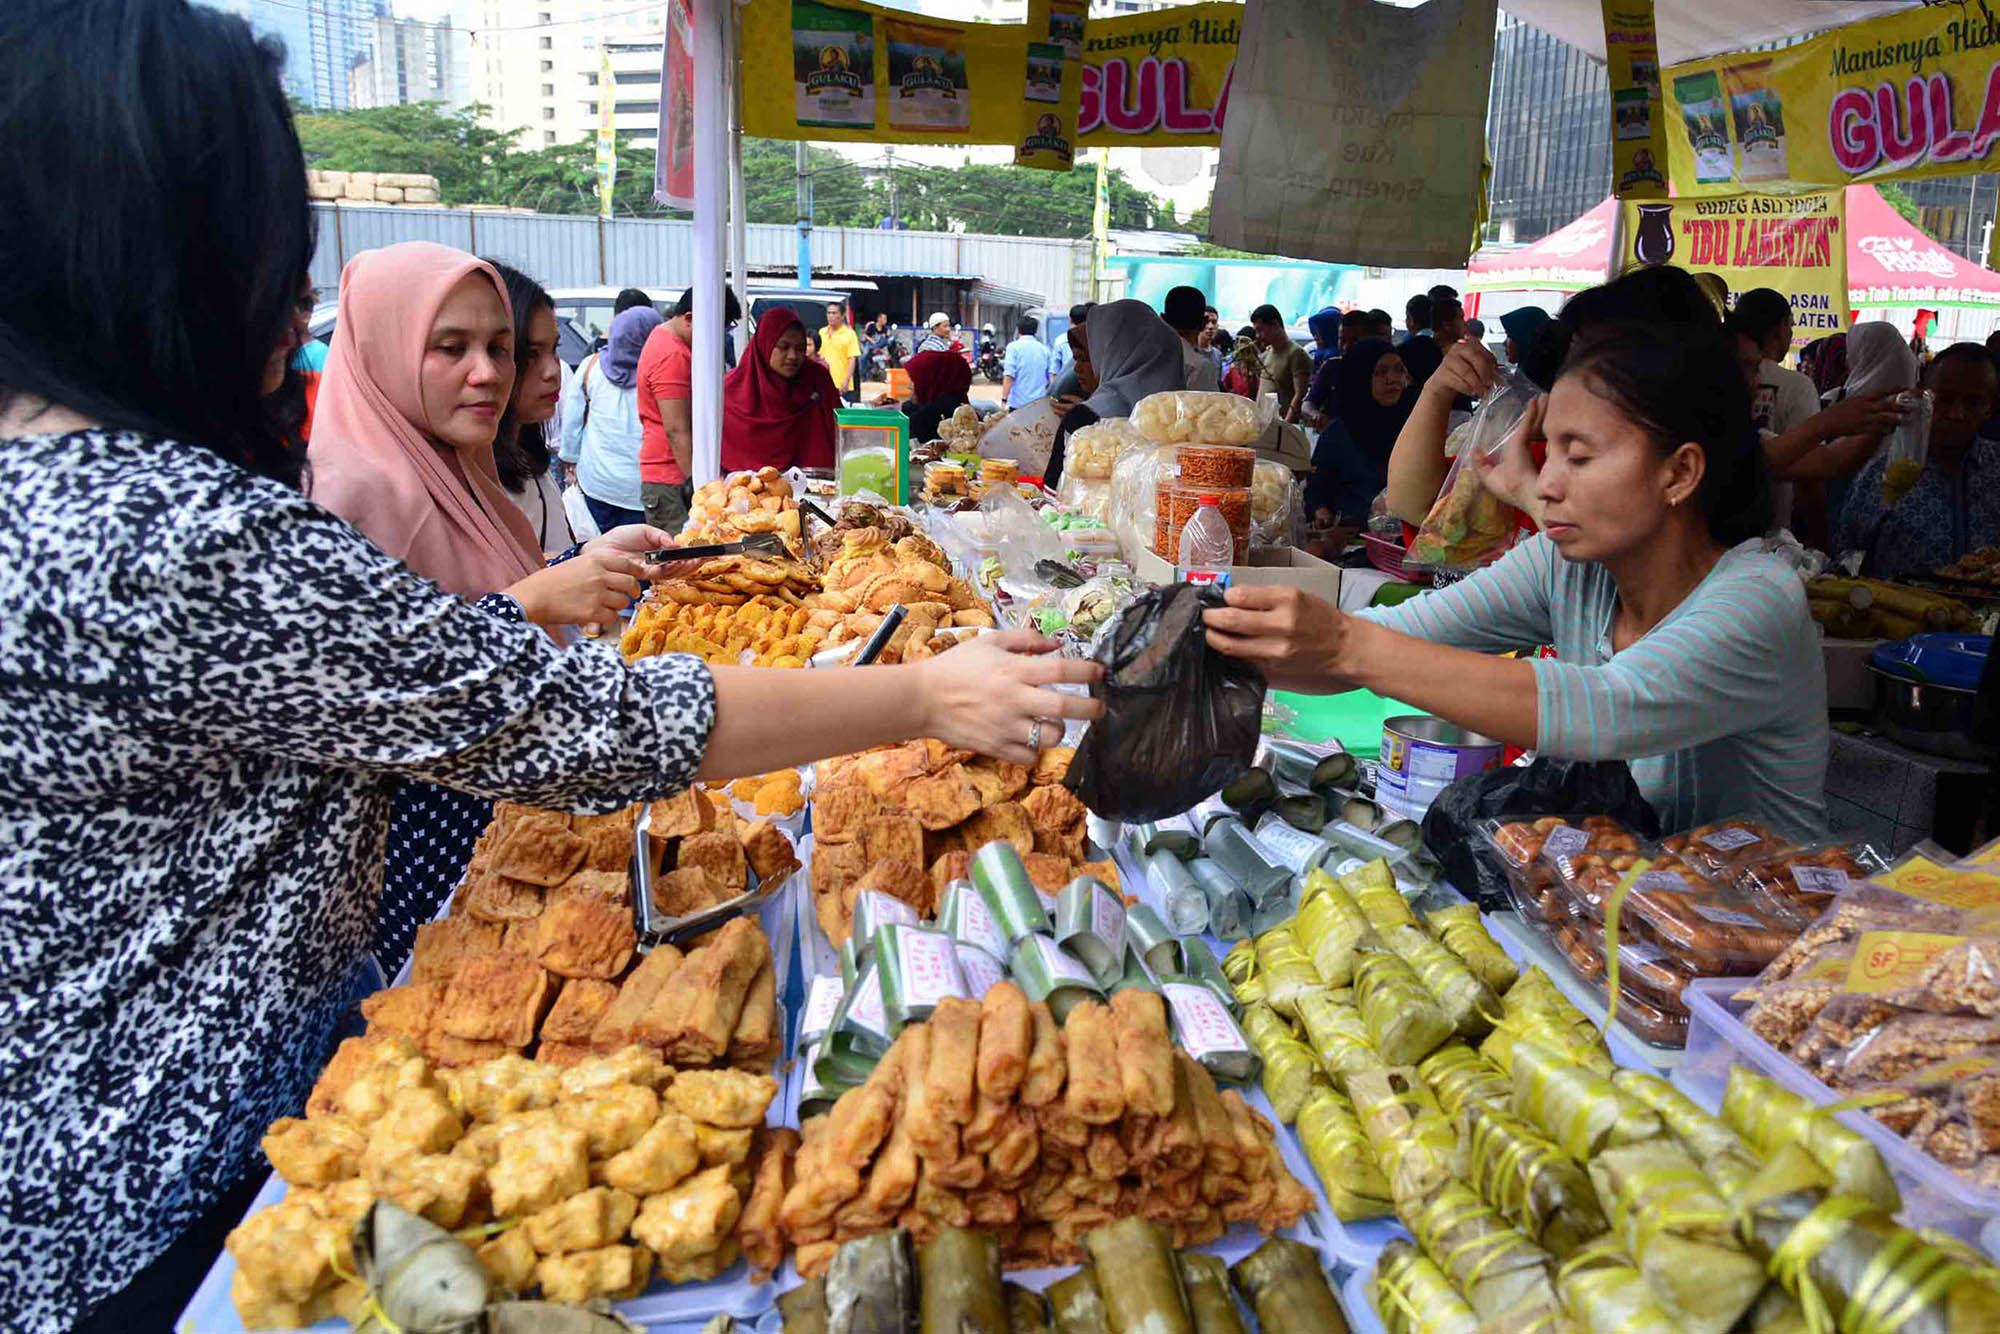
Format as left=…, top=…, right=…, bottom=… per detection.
left=1691, top=903, right=1766, bottom=929
left=1699, top=827, right=1764, bottom=852
left=1789, top=865, right=1852, bottom=897
left=1541, top=825, right=1591, bottom=860
left=1633, top=870, right=1692, bottom=894
left=1844, top=930, right=1963, bottom=994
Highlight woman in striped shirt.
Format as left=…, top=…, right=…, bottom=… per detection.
left=1206, top=322, right=1827, bottom=833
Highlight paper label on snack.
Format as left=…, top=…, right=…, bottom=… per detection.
left=1163, top=981, right=1246, bottom=1059
left=1090, top=883, right=1127, bottom=958
left=802, top=974, right=846, bottom=1041
left=855, top=889, right=918, bottom=929
left=1788, top=865, right=1851, bottom=896
left=1844, top=930, right=1963, bottom=994
left=847, top=964, right=888, bottom=1034
left=1691, top=903, right=1765, bottom=928
left=1618, top=939, right=1668, bottom=965
left=947, top=885, right=1009, bottom=959
left=1872, top=856, right=2000, bottom=909
left=1541, top=825, right=1591, bottom=860
left=1252, top=819, right=1328, bottom=874
left=1023, top=932, right=1097, bottom=987
left=1633, top=870, right=1692, bottom=894
left=956, top=944, right=1005, bottom=998
left=1699, top=827, right=1763, bottom=851
left=899, top=928, right=968, bottom=1007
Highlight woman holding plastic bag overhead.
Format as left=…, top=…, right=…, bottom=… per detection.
left=1203, top=323, right=1829, bottom=833
left=1303, top=339, right=1414, bottom=529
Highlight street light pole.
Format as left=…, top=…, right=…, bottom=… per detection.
left=796, top=140, right=812, bottom=287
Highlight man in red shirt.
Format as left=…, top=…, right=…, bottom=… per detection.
left=636, top=283, right=741, bottom=531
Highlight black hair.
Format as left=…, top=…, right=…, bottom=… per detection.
left=0, top=0, right=313, bottom=485
left=1017, top=314, right=1039, bottom=336
left=1368, top=309, right=1394, bottom=332
left=1522, top=266, right=1719, bottom=391
left=1249, top=303, right=1282, bottom=325
left=482, top=259, right=555, bottom=494
left=1203, top=305, right=1219, bottom=318
left=1406, top=294, right=1434, bottom=329
left=1434, top=296, right=1463, bottom=325
left=1465, top=318, right=1486, bottom=339
left=1069, top=301, right=1095, bottom=324
left=1163, top=285, right=1207, bottom=333
left=1561, top=322, right=1772, bottom=546
left=614, top=287, right=652, bottom=315
left=1927, top=340, right=2000, bottom=383
left=1723, top=287, right=1791, bottom=348
left=1428, top=284, right=1459, bottom=304
left=1340, top=309, right=1372, bottom=329
left=670, top=284, right=742, bottom=321
left=1236, top=325, right=1257, bottom=341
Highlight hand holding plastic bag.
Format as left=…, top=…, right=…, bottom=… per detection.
left=1408, top=373, right=1538, bottom=573
left=1065, top=582, right=1267, bottom=821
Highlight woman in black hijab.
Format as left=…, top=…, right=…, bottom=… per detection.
left=1304, top=338, right=1414, bottom=526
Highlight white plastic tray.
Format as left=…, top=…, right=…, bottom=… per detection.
left=1343, top=1262, right=1387, bottom=1334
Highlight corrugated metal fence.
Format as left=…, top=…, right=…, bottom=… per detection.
left=310, top=203, right=1089, bottom=307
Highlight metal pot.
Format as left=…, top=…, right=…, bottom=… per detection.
left=1870, top=666, right=1984, bottom=761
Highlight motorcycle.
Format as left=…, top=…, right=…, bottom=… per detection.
left=976, top=333, right=1003, bottom=384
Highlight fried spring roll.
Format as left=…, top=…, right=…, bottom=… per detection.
left=1176, top=1054, right=1239, bottom=1176
left=589, top=943, right=684, bottom=1049
left=901, top=1025, right=956, bottom=1162
left=859, top=1114, right=921, bottom=1215
left=913, top=1162, right=973, bottom=1228
left=976, top=982, right=1034, bottom=1100
left=780, top=1115, right=861, bottom=1235
left=1219, top=1090, right=1268, bottom=1173
left=927, top=997, right=982, bottom=1125
left=827, top=1038, right=906, bottom=1169
left=727, top=958, right=778, bottom=1066
left=1109, top=989, right=1176, bottom=1119
left=637, top=916, right=767, bottom=1063
left=738, top=1125, right=798, bottom=1281
left=1062, top=1001, right=1124, bottom=1125
left=1020, top=999, right=1066, bottom=1106
left=986, top=1107, right=1041, bottom=1185
left=962, top=1084, right=1011, bottom=1155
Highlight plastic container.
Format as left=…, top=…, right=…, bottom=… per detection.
left=1342, top=1264, right=1388, bottom=1334
left=1180, top=494, right=1236, bottom=571
left=1174, top=443, right=1257, bottom=489
left=1552, top=849, right=1706, bottom=925
left=1659, top=817, right=1802, bottom=885
left=1679, top=975, right=2000, bottom=1246
left=1478, top=815, right=1642, bottom=925
left=1616, top=875, right=1797, bottom=976
left=1727, top=839, right=1891, bottom=918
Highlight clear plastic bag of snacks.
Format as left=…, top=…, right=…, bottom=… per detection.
left=1250, top=459, right=1298, bottom=549
left=1659, top=817, right=1803, bottom=883
left=1730, top=838, right=1892, bottom=919
left=1055, top=470, right=1113, bottom=522
left=1066, top=417, right=1148, bottom=480
left=1753, top=843, right=1996, bottom=991
left=1551, top=848, right=1706, bottom=925
left=1129, top=389, right=1260, bottom=445
left=1108, top=442, right=1172, bottom=559
left=1614, top=874, right=1798, bottom=975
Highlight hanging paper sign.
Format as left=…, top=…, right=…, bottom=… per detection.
left=793, top=0, right=876, bottom=131
left=1048, top=0, right=1086, bottom=61
left=654, top=0, right=695, bottom=210
left=1014, top=42, right=1078, bottom=170
left=885, top=18, right=972, bottom=133
left=1601, top=0, right=1668, bottom=198
left=1673, top=68, right=1732, bottom=186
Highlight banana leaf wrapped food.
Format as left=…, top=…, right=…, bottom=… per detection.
left=1459, top=1098, right=1609, bottom=1257
left=1371, top=1239, right=1480, bottom=1334
left=1382, top=924, right=1500, bottom=1040
left=1082, top=1218, right=1195, bottom=1334
left=1353, top=946, right=1454, bottom=1065
left=1738, top=1286, right=1811, bottom=1334
left=1608, top=1069, right=1762, bottom=1199
left=1252, top=926, right=1324, bottom=1020
left=1177, top=1253, right=1249, bottom=1334
left=917, top=1228, right=1007, bottom=1334
left=1427, top=902, right=1520, bottom=996
left=1230, top=1237, right=1351, bottom=1334
left=1343, top=859, right=1419, bottom=932
left=1417, top=1041, right=1511, bottom=1120
left=1048, top=1270, right=1109, bottom=1334
left=827, top=1231, right=919, bottom=1334
left=1241, top=1000, right=1326, bottom=1124
left=1347, top=1065, right=1457, bottom=1203
left=1005, top=1284, right=1053, bottom=1334
left=1295, top=1083, right=1395, bottom=1221
left=1735, top=1145, right=2000, bottom=1334
left=1584, top=1138, right=1766, bottom=1334
left=1482, top=1011, right=1616, bottom=1080
left=1553, top=1238, right=1678, bottom=1334
left=780, top=1276, right=831, bottom=1334
left=1293, top=990, right=1382, bottom=1083
left=1720, top=1065, right=1900, bottom=1213
left=1296, top=870, right=1380, bottom=987
left=1407, top=1178, right=1563, bottom=1326
left=1509, top=1040, right=1663, bottom=1159
left=1504, top=967, right=1597, bottom=1035
left=1221, top=939, right=1257, bottom=988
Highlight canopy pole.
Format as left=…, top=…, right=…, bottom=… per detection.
left=728, top=4, right=750, bottom=360
left=691, top=0, right=728, bottom=486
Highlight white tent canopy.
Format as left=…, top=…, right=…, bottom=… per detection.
left=1496, top=0, right=1914, bottom=63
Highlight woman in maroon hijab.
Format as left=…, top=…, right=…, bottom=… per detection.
left=721, top=307, right=838, bottom=472
left=901, top=348, right=974, bottom=443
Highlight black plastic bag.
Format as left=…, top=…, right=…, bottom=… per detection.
left=1065, top=582, right=1266, bottom=822
left=1419, top=757, right=1661, bottom=913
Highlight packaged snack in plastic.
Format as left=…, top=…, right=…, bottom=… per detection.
left=1611, top=937, right=1697, bottom=1010
left=1553, top=850, right=1707, bottom=925
left=1612, top=983, right=1690, bottom=1048
left=1659, top=818, right=1802, bottom=883
left=1065, top=417, right=1148, bottom=480
left=1173, top=443, right=1257, bottom=489
left=1617, top=876, right=1796, bottom=975
left=1479, top=815, right=1643, bottom=924
left=1724, top=838, right=1890, bottom=917
left=1551, top=918, right=1605, bottom=982
left=1129, top=390, right=1260, bottom=445
left=1837, top=1011, right=2000, bottom=1088
left=1249, top=459, right=1295, bottom=529
left=1107, top=443, right=1173, bottom=560
left=1879, top=937, right=2000, bottom=1016
left=1754, top=854, right=1983, bottom=990
left=1739, top=948, right=1855, bottom=1049
left=1054, top=470, right=1113, bottom=522
left=1407, top=399, right=1525, bottom=573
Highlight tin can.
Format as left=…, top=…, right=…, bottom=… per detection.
left=1377, top=714, right=1504, bottom=822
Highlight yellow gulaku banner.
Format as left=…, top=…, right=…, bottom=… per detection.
left=740, top=0, right=1236, bottom=149
left=1618, top=191, right=1849, bottom=352
left=1601, top=0, right=1668, bottom=198
left=1664, top=4, right=2000, bottom=195
left=1015, top=0, right=1083, bottom=171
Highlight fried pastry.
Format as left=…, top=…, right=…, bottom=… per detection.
left=598, top=1109, right=700, bottom=1194
left=813, top=784, right=876, bottom=846
left=976, top=981, right=1033, bottom=1101
left=637, top=916, right=769, bottom=1063
left=498, top=919, right=540, bottom=956
left=570, top=807, right=640, bottom=873
left=738, top=1126, right=799, bottom=1282
left=561, top=1045, right=671, bottom=1097
left=440, top=1054, right=560, bottom=1123
left=1109, top=989, right=1175, bottom=1118
left=928, top=996, right=982, bottom=1124
left=849, top=857, right=931, bottom=917
left=263, top=1116, right=367, bottom=1188
left=521, top=1184, right=639, bottom=1255
left=530, top=895, right=636, bottom=980
left=905, top=767, right=984, bottom=831
left=1062, top=1001, right=1124, bottom=1124
left=632, top=1163, right=742, bottom=1261
left=653, top=865, right=722, bottom=919
left=590, top=944, right=684, bottom=1050
left=861, top=811, right=926, bottom=871
left=462, top=871, right=546, bottom=924
left=487, top=810, right=587, bottom=887
left=963, top=802, right=1035, bottom=857
left=537, top=1244, right=653, bottom=1304
left=542, top=978, right=619, bottom=1044
left=727, top=959, right=778, bottom=1066
left=649, top=788, right=715, bottom=841
left=679, top=830, right=749, bottom=897
left=963, top=759, right=1030, bottom=805
left=811, top=838, right=869, bottom=908
left=741, top=819, right=799, bottom=884
left=1020, top=1000, right=1066, bottom=1106
left=550, top=868, right=631, bottom=910
left=534, top=1041, right=594, bottom=1067
left=437, top=955, right=555, bottom=1047
left=1079, top=859, right=1121, bottom=894
left=424, top=1032, right=517, bottom=1069
left=930, top=851, right=972, bottom=902
left=1031, top=747, right=1075, bottom=786
left=1022, top=784, right=1088, bottom=860
left=851, top=745, right=936, bottom=801
left=665, top=1068, right=780, bottom=1128
left=1021, top=852, right=1073, bottom=896
left=409, top=917, right=503, bottom=986
left=360, top=983, right=442, bottom=1045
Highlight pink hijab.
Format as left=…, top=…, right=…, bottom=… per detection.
left=307, top=242, right=543, bottom=600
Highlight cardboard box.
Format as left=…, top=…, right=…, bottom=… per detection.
left=1131, top=544, right=1343, bottom=604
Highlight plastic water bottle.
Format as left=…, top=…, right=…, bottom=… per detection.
left=1179, top=493, right=1234, bottom=580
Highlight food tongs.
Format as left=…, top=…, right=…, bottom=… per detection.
left=645, top=530, right=791, bottom=563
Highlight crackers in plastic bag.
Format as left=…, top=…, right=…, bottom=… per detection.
left=1130, top=390, right=1260, bottom=445
left=1066, top=417, right=1149, bottom=480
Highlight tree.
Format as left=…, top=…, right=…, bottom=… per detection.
left=295, top=102, right=514, bottom=203
left=1877, top=183, right=1921, bottom=227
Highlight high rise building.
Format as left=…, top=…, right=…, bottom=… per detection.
left=1899, top=176, right=2000, bottom=266
left=349, top=15, right=474, bottom=111
left=1483, top=11, right=1611, bottom=245
left=227, top=0, right=387, bottom=110
left=471, top=2, right=666, bottom=149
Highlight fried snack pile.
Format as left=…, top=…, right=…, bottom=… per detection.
left=404, top=800, right=795, bottom=1067
left=716, top=769, right=806, bottom=819
left=679, top=466, right=802, bottom=553
left=809, top=741, right=1101, bottom=945
left=623, top=591, right=827, bottom=668
left=227, top=1037, right=789, bottom=1327
left=776, top=988, right=1314, bottom=1275
left=802, top=526, right=996, bottom=665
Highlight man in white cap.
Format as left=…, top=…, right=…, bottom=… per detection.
left=916, top=311, right=958, bottom=355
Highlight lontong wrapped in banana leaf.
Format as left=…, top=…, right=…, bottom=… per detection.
left=1295, top=1083, right=1394, bottom=1221
left=1738, top=1286, right=1811, bottom=1334
left=1426, top=902, right=1520, bottom=996
left=1371, top=1238, right=1480, bottom=1334
left=1005, top=1284, right=1053, bottom=1334
left=1048, top=1270, right=1109, bottom=1334
left=1353, top=946, right=1453, bottom=1065
left=1459, top=1098, right=1609, bottom=1257
left=1230, top=1237, right=1351, bottom=1334
left=917, top=1228, right=1007, bottom=1334
left=1720, top=1065, right=1900, bottom=1213
left=1252, top=926, right=1323, bottom=1020
left=1509, top=1040, right=1663, bottom=1159
left=1293, top=989, right=1382, bottom=1083
left=1417, top=1041, right=1511, bottom=1120
left=1241, top=1000, right=1326, bottom=1124
left=827, top=1230, right=918, bottom=1334
left=1407, top=1178, right=1564, bottom=1326
left=1735, top=1145, right=2000, bottom=1334
left=780, top=1277, right=831, bottom=1334
left=1482, top=1011, right=1616, bottom=1080
left=1221, top=938, right=1257, bottom=986
left=1296, top=869, right=1380, bottom=987
left=1347, top=1065, right=1457, bottom=1202
left=1082, top=1218, right=1195, bottom=1334
left=349, top=1200, right=489, bottom=1334
left=1504, top=967, right=1598, bottom=1038
left=1585, top=1137, right=1766, bottom=1334
left=1177, top=1253, right=1249, bottom=1334
left=1608, top=1069, right=1761, bottom=1199
left=1553, top=1238, right=1677, bottom=1334
left=1381, top=924, right=1500, bottom=1040
left=1342, top=858, right=1419, bottom=932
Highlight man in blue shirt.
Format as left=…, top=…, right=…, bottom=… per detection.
left=1001, top=314, right=1053, bottom=410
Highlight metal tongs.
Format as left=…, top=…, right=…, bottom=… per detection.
left=645, top=530, right=791, bottom=563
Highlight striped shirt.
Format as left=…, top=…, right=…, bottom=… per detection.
left=1359, top=535, right=1828, bottom=833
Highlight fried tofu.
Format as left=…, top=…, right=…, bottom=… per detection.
left=1023, top=784, right=1088, bottom=861
left=558, top=1082, right=661, bottom=1158
left=741, top=820, right=799, bottom=884
left=597, top=1110, right=701, bottom=1194
left=488, top=1119, right=591, bottom=1217
left=695, top=1122, right=755, bottom=1166
left=360, top=984, right=442, bottom=1045
left=810, top=838, right=869, bottom=914
left=637, top=916, right=769, bottom=1064
left=306, top=1035, right=430, bottom=1123
left=410, top=917, right=504, bottom=987
left=653, top=865, right=722, bottom=919
left=631, top=1163, right=742, bottom=1261
left=930, top=851, right=973, bottom=902
left=679, top=830, right=749, bottom=897
left=860, top=812, right=926, bottom=871
left=962, top=802, right=1035, bottom=858
left=812, top=784, right=876, bottom=845
left=589, top=946, right=685, bottom=1051
left=570, top=807, right=640, bottom=873
left=522, top=1185, right=639, bottom=1255
left=649, top=788, right=715, bottom=841
left=462, top=871, right=545, bottom=924
left=543, top=978, right=620, bottom=1045
left=1022, top=853, right=1073, bottom=896
left=963, top=759, right=1031, bottom=805
left=551, top=869, right=632, bottom=911
left=440, top=1053, right=560, bottom=1123
left=905, top=767, right=984, bottom=830
left=560, top=1045, right=672, bottom=1097
left=476, top=1230, right=540, bottom=1294
left=538, top=1245, right=653, bottom=1304
left=1031, top=747, right=1075, bottom=786
left=531, top=896, right=636, bottom=980
left=498, top=919, right=540, bottom=956
left=438, top=955, right=555, bottom=1047
left=263, top=1116, right=367, bottom=1188
left=849, top=857, right=931, bottom=918
left=658, top=1240, right=738, bottom=1284
left=851, top=744, right=936, bottom=801
left=487, top=810, right=587, bottom=887
left=665, top=1068, right=780, bottom=1128
left=361, top=1085, right=464, bottom=1172
left=425, top=1032, right=518, bottom=1069
left=1080, top=859, right=1121, bottom=894
left=535, top=1041, right=595, bottom=1068
left=369, top=1151, right=483, bottom=1229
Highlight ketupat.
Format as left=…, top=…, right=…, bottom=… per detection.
left=1459, top=1099, right=1609, bottom=1257
left=1353, top=947, right=1453, bottom=1066
left=1585, top=1138, right=1766, bottom=1334
left=1347, top=1066, right=1457, bottom=1203
left=1719, top=1066, right=1900, bottom=1213
left=1405, top=1178, right=1563, bottom=1325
